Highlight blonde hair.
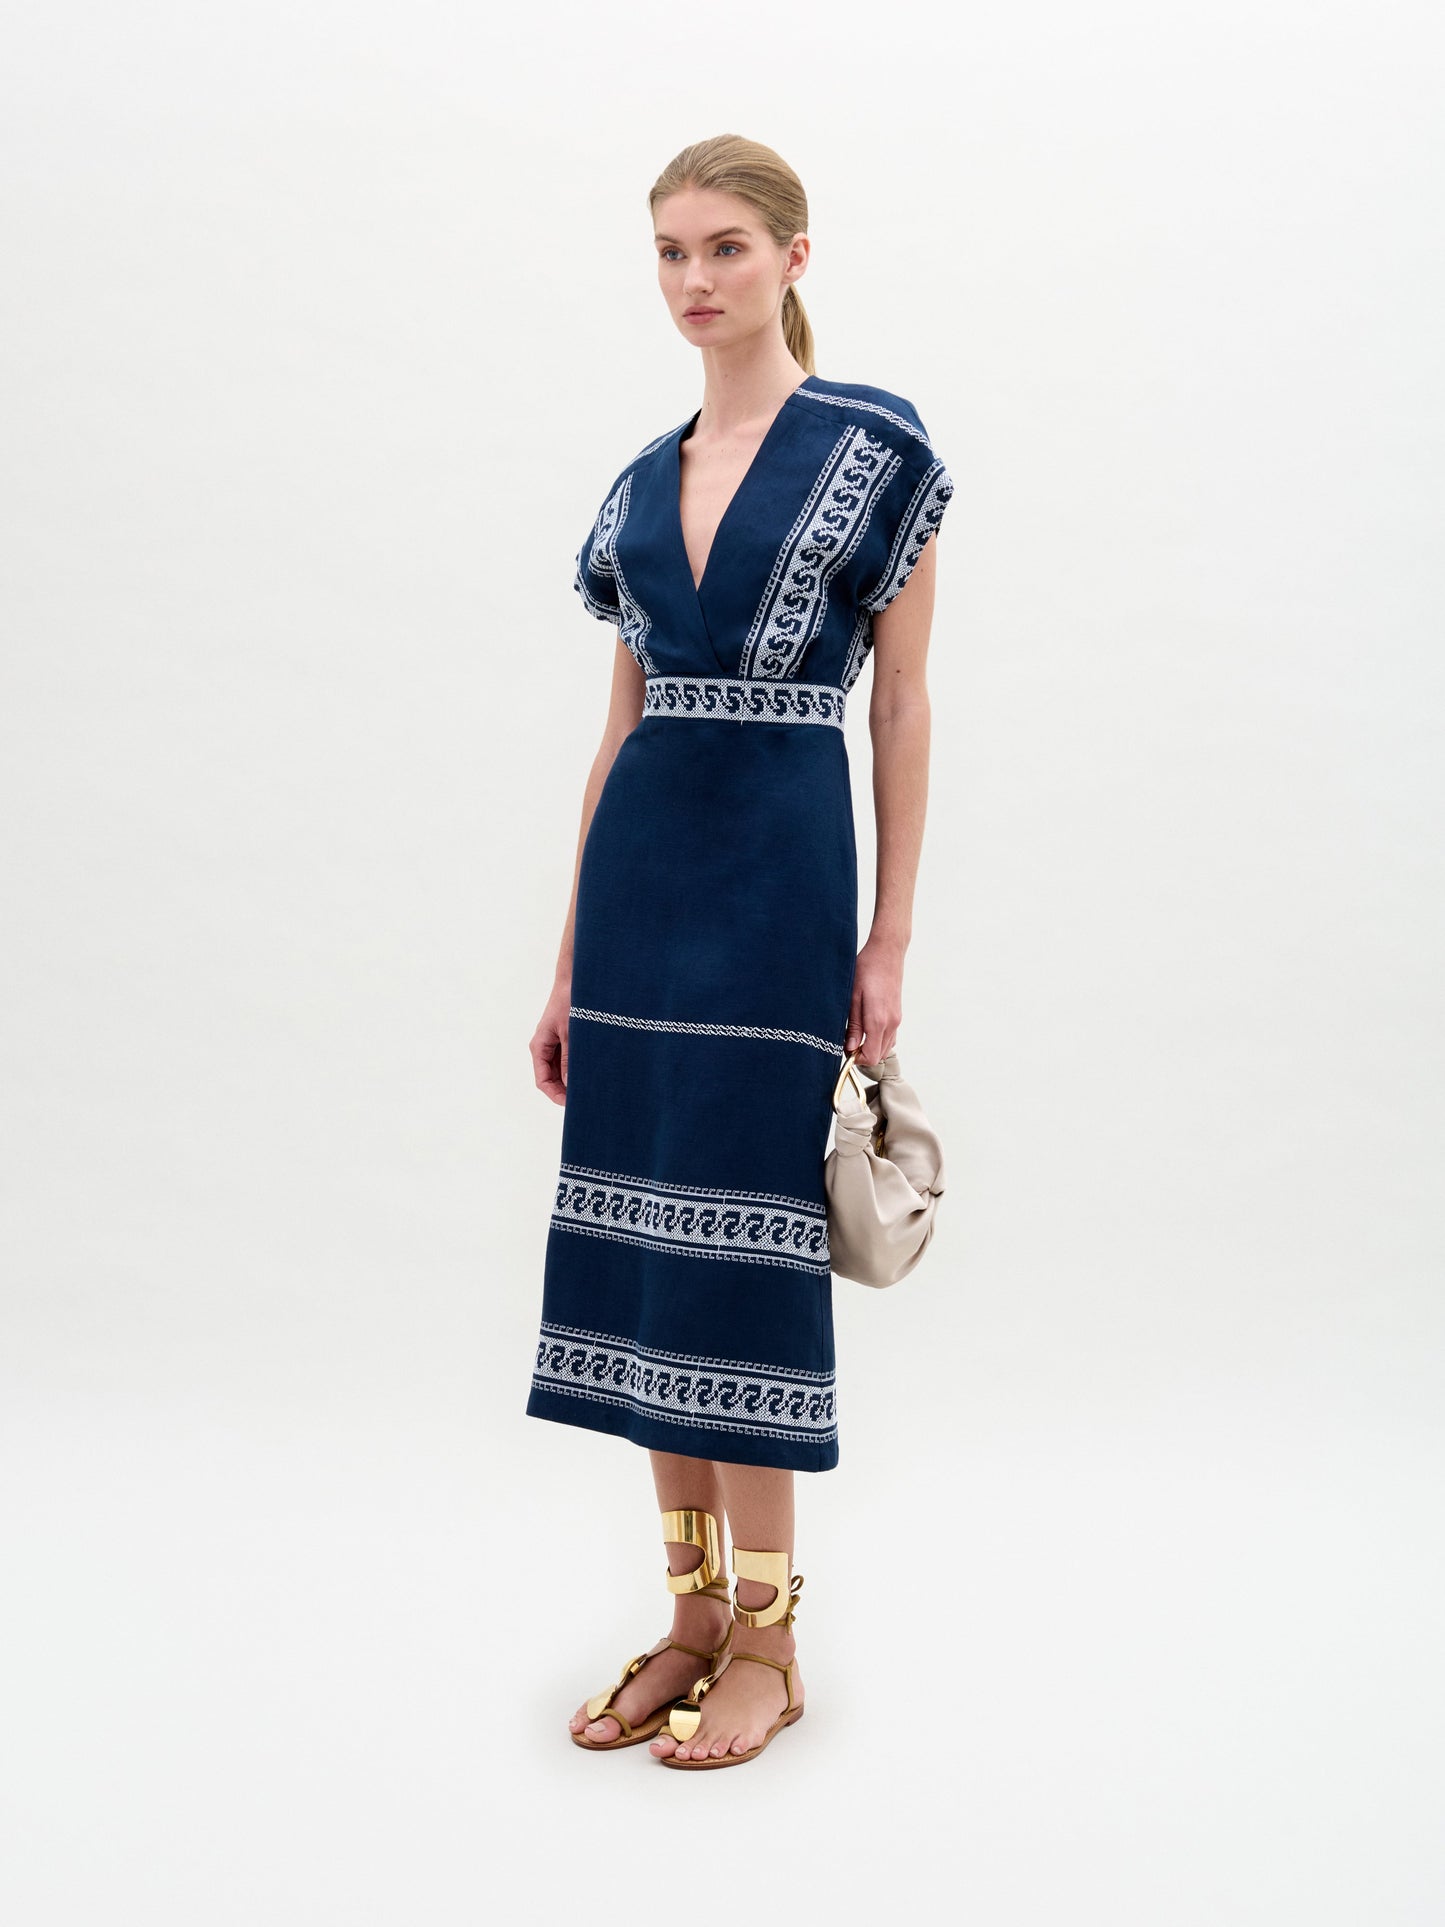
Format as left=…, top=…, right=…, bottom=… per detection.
left=649, top=135, right=815, bottom=376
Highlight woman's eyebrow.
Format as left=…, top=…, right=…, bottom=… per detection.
left=654, top=227, right=751, bottom=245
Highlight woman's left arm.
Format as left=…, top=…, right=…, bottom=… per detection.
left=844, top=535, right=938, bottom=1066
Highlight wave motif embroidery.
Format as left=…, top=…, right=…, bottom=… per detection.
left=550, top=1162, right=831, bottom=1274
left=643, top=676, right=846, bottom=728
left=533, top=1320, right=838, bottom=1440
left=580, top=473, right=658, bottom=671
left=861, top=460, right=956, bottom=613
left=739, top=426, right=902, bottom=680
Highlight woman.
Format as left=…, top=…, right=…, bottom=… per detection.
left=526, top=134, right=953, bottom=1769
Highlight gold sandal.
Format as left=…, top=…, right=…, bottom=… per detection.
left=659, top=1547, right=805, bottom=1769
left=571, top=1507, right=735, bottom=1751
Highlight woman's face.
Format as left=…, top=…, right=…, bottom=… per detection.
left=653, top=187, right=804, bottom=349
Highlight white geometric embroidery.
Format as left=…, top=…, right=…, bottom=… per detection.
left=795, top=387, right=933, bottom=447
left=643, top=676, right=846, bottom=729
left=573, top=550, right=615, bottom=623
left=860, top=460, right=956, bottom=613
left=576, top=473, right=659, bottom=672
left=551, top=1164, right=830, bottom=1273
left=739, top=427, right=901, bottom=679
left=533, top=1320, right=838, bottom=1440
left=560, top=1162, right=825, bottom=1212
left=569, top=1006, right=845, bottom=1057
left=840, top=608, right=874, bottom=693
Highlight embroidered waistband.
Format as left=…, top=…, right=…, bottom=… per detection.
left=643, top=676, right=846, bottom=728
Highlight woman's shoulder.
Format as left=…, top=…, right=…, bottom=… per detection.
left=577, top=416, right=684, bottom=519
left=629, top=414, right=694, bottom=466
left=793, top=375, right=937, bottom=455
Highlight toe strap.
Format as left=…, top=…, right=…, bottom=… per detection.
left=585, top=1649, right=650, bottom=1720
left=583, top=1703, right=634, bottom=1738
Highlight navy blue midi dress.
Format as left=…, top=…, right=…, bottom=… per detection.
left=527, top=374, right=954, bottom=1472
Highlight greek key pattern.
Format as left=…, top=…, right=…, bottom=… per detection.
left=860, top=459, right=956, bottom=613
left=533, top=1320, right=838, bottom=1441
left=569, top=1005, right=846, bottom=1057
left=739, top=427, right=901, bottom=679
left=551, top=1163, right=830, bottom=1274
left=642, top=675, right=847, bottom=729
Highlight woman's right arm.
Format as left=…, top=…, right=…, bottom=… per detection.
left=529, top=640, right=645, bottom=1105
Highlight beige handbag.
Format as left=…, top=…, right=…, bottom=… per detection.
left=824, top=1048, right=946, bottom=1287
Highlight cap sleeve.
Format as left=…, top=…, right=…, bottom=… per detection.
left=859, top=424, right=956, bottom=615
left=573, top=474, right=628, bottom=625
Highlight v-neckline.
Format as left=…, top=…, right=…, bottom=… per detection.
left=673, top=375, right=815, bottom=605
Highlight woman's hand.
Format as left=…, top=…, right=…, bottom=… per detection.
left=530, top=979, right=571, bottom=1106
left=844, top=932, right=905, bottom=1067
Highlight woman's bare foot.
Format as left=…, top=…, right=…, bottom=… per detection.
left=569, top=1588, right=732, bottom=1745
left=648, top=1617, right=802, bottom=1761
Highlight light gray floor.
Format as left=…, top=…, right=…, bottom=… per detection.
left=3, top=1322, right=1438, bottom=1923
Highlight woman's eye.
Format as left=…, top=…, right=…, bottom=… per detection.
left=659, top=244, right=740, bottom=262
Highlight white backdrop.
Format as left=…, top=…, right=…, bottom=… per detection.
left=2, top=3, right=1441, bottom=1921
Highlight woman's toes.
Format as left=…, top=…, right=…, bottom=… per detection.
left=730, top=1736, right=748, bottom=1754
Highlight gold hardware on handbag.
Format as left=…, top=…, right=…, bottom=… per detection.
left=823, top=1047, right=945, bottom=1287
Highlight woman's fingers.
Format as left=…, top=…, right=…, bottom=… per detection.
left=854, top=1004, right=901, bottom=1067
left=530, top=1025, right=568, bottom=1105
left=843, top=1001, right=865, bottom=1055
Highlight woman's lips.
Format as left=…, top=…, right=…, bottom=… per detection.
left=684, top=309, right=722, bottom=322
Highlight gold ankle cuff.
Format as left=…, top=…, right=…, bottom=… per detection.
left=730, top=1548, right=805, bottom=1628
left=660, top=1507, right=722, bottom=1594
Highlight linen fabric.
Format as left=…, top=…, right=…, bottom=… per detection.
left=526, top=374, right=954, bottom=1472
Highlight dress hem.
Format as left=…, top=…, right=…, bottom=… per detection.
left=525, top=1384, right=839, bottom=1474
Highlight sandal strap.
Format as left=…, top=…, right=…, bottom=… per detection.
left=724, top=1649, right=798, bottom=1714
left=725, top=1649, right=790, bottom=1673
left=661, top=1508, right=723, bottom=1594
left=582, top=1693, right=636, bottom=1736
left=664, top=1636, right=716, bottom=1662
left=667, top=1642, right=796, bottom=1741
left=586, top=1529, right=734, bottom=1733
left=587, top=1612, right=733, bottom=1724
left=665, top=1602, right=735, bottom=1667
left=584, top=1647, right=651, bottom=1720
left=731, top=1564, right=805, bottom=1632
